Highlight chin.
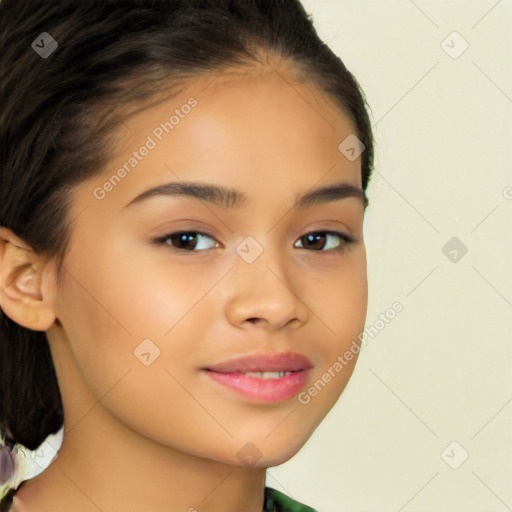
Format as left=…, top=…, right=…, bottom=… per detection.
left=254, top=434, right=313, bottom=468
left=253, top=443, right=308, bottom=469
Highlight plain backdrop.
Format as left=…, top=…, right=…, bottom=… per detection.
left=10, top=1, right=511, bottom=511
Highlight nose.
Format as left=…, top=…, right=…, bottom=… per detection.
left=223, top=248, right=310, bottom=331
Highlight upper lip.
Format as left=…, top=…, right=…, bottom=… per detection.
left=203, top=352, right=313, bottom=373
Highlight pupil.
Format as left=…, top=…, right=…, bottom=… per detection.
left=306, top=233, right=325, bottom=249
left=181, top=233, right=196, bottom=249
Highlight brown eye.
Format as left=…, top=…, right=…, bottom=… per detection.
left=294, top=231, right=354, bottom=252
left=151, top=231, right=220, bottom=252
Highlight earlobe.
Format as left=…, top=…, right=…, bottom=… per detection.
left=0, top=226, right=58, bottom=331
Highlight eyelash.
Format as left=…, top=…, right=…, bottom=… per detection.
left=150, top=230, right=355, bottom=254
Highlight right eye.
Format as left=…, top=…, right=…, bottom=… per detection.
left=150, top=231, right=221, bottom=252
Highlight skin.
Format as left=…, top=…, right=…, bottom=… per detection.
left=0, top=56, right=368, bottom=512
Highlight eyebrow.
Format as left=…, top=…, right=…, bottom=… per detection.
left=123, top=180, right=368, bottom=210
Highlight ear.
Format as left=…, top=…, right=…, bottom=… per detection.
left=0, top=226, right=58, bottom=331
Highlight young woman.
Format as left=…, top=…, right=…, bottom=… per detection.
left=0, top=1, right=374, bottom=510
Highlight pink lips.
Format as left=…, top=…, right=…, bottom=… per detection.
left=202, top=352, right=313, bottom=402
left=204, top=352, right=313, bottom=373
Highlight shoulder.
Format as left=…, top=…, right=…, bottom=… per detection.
left=263, top=486, right=318, bottom=512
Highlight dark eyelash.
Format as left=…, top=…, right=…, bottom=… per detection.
left=150, top=231, right=213, bottom=250
left=302, top=231, right=356, bottom=253
left=150, top=230, right=355, bottom=253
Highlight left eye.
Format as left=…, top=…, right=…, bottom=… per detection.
left=294, top=231, right=354, bottom=252
left=151, top=231, right=220, bottom=252
left=151, top=230, right=354, bottom=253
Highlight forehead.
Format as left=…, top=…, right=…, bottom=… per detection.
left=70, top=64, right=362, bottom=221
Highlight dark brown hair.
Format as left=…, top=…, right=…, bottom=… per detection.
left=0, top=0, right=374, bottom=506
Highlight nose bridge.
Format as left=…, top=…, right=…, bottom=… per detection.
left=234, top=231, right=286, bottom=287
left=224, top=231, right=309, bottom=329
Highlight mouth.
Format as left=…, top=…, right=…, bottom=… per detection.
left=202, top=351, right=313, bottom=373
left=202, top=369, right=311, bottom=402
left=215, top=370, right=298, bottom=378
left=201, top=352, right=313, bottom=402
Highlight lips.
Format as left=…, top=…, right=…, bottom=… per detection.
left=203, top=351, right=313, bottom=374
left=204, top=370, right=310, bottom=402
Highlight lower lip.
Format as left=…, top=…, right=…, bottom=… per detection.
left=203, top=370, right=310, bottom=402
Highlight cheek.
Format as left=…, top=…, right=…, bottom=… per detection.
left=69, top=252, right=210, bottom=337
left=296, top=259, right=367, bottom=419
left=311, top=252, right=368, bottom=344
left=57, top=251, right=223, bottom=386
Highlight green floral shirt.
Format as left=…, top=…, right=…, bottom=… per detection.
left=264, top=487, right=317, bottom=512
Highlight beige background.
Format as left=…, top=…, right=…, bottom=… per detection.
left=267, top=1, right=512, bottom=511
left=10, top=1, right=511, bottom=511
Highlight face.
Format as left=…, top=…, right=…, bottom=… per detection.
left=49, top=62, right=368, bottom=468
